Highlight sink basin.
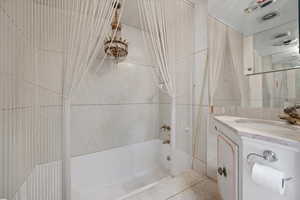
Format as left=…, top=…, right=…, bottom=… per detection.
left=235, top=119, right=299, bottom=131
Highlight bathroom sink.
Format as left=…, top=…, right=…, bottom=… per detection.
left=235, top=119, right=299, bottom=132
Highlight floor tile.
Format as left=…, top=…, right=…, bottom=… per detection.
left=124, top=170, right=208, bottom=200
left=168, top=178, right=221, bottom=200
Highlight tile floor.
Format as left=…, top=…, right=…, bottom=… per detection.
left=122, top=170, right=221, bottom=200
left=74, top=168, right=169, bottom=200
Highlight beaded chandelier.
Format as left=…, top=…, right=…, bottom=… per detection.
left=104, top=2, right=128, bottom=63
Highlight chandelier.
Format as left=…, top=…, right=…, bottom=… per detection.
left=104, top=2, right=128, bottom=62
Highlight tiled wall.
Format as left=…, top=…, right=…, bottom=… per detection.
left=0, top=5, right=64, bottom=197
left=70, top=25, right=160, bottom=157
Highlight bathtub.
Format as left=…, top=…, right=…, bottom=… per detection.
left=71, top=139, right=170, bottom=200
left=12, top=139, right=191, bottom=200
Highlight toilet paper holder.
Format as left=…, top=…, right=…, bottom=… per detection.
left=248, top=151, right=294, bottom=185
left=247, top=150, right=278, bottom=163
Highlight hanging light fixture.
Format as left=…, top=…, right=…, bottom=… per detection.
left=104, top=1, right=128, bottom=63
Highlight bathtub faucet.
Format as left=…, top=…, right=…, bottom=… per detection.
left=160, top=124, right=171, bottom=131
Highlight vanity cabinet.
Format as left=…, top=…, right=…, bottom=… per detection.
left=242, top=137, right=299, bottom=200
left=212, top=116, right=300, bottom=200
left=217, top=134, right=239, bottom=200
left=211, top=118, right=241, bottom=200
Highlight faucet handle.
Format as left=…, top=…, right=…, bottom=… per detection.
left=160, top=125, right=171, bottom=131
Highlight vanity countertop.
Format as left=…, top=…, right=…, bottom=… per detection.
left=214, top=116, right=300, bottom=148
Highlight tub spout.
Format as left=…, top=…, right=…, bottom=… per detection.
left=163, top=139, right=170, bottom=144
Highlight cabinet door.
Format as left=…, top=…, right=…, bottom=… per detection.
left=217, top=134, right=239, bottom=200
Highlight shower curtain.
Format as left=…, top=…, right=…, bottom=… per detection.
left=208, top=16, right=248, bottom=110
left=0, top=0, right=125, bottom=199
left=137, top=0, right=177, bottom=150
left=207, top=16, right=227, bottom=111
left=206, top=16, right=248, bottom=179
left=227, top=28, right=249, bottom=107
left=138, top=0, right=194, bottom=175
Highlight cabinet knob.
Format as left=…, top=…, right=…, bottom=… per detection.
left=218, top=167, right=227, bottom=177
left=214, top=126, right=218, bottom=131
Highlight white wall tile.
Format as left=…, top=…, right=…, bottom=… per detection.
left=175, top=59, right=193, bottom=105
left=193, top=51, right=209, bottom=106
left=175, top=105, right=193, bottom=155
left=70, top=25, right=161, bottom=156
left=71, top=104, right=159, bottom=156
left=194, top=0, right=208, bottom=51
left=123, top=25, right=156, bottom=67
left=192, top=157, right=206, bottom=176
left=72, top=63, right=159, bottom=105
left=36, top=50, right=63, bottom=93
left=193, top=105, right=208, bottom=162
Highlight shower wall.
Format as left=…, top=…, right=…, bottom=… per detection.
left=70, top=24, right=160, bottom=157
left=0, top=1, right=65, bottom=198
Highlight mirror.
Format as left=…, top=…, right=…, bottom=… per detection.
left=209, top=0, right=299, bottom=75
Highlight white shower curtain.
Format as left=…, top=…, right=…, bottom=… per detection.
left=0, top=0, right=125, bottom=199
left=138, top=0, right=194, bottom=175
left=207, top=16, right=227, bottom=111
left=227, top=28, right=249, bottom=107
left=0, top=0, right=65, bottom=199
left=61, top=1, right=125, bottom=199
left=208, top=16, right=248, bottom=110
left=137, top=0, right=177, bottom=149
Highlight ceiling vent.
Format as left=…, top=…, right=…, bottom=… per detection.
left=261, top=11, right=279, bottom=21
left=273, top=32, right=290, bottom=40
left=260, top=0, right=275, bottom=8
left=272, top=38, right=298, bottom=46
left=244, top=0, right=276, bottom=14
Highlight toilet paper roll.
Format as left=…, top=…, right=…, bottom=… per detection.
left=251, top=162, right=286, bottom=195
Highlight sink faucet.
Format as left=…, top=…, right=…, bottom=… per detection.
left=279, top=104, right=300, bottom=125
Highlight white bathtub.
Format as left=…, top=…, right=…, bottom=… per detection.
left=71, top=139, right=170, bottom=200
left=12, top=139, right=192, bottom=200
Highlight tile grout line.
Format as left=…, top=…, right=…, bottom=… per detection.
left=165, top=176, right=207, bottom=200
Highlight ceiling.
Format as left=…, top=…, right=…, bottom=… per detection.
left=121, top=0, right=197, bottom=29
left=208, top=0, right=298, bottom=36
